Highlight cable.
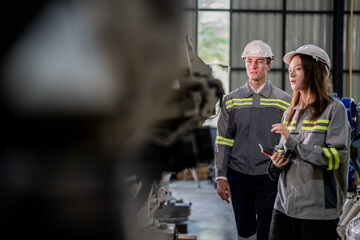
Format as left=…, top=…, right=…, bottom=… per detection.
left=349, top=0, right=354, bottom=98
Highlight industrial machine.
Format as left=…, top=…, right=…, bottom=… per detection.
left=129, top=35, right=223, bottom=239
left=1, top=1, right=224, bottom=239
left=332, top=95, right=360, bottom=239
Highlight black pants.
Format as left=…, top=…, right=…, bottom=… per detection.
left=269, top=209, right=340, bottom=240
left=228, top=168, right=277, bottom=240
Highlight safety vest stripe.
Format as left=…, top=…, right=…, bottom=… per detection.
left=226, top=102, right=252, bottom=109
left=330, top=148, right=340, bottom=170
left=225, top=98, right=253, bottom=105
left=216, top=136, right=234, bottom=147
left=283, top=120, right=297, bottom=125
left=260, top=98, right=290, bottom=106
left=303, top=119, right=330, bottom=124
left=225, top=98, right=253, bottom=109
left=216, top=136, right=234, bottom=143
left=302, top=119, right=329, bottom=131
left=284, top=120, right=297, bottom=131
left=260, top=98, right=290, bottom=110
left=215, top=140, right=233, bottom=147
left=323, top=147, right=334, bottom=170
left=260, top=102, right=288, bottom=110
left=302, top=126, right=329, bottom=131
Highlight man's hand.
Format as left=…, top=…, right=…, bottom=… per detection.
left=216, top=179, right=231, bottom=203
left=271, top=152, right=290, bottom=168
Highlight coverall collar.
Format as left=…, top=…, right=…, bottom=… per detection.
left=244, top=80, right=272, bottom=98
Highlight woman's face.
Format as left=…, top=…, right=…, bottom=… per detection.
left=288, top=55, right=305, bottom=92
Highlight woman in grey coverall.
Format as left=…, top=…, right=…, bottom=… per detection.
left=263, top=44, right=350, bottom=240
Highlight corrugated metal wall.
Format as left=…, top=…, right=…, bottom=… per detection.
left=184, top=0, right=360, bottom=102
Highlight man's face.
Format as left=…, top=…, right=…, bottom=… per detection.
left=245, top=57, right=271, bottom=82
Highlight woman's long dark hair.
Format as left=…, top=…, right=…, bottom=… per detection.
left=286, top=54, right=333, bottom=123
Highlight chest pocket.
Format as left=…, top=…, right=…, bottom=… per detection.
left=303, top=131, right=326, bottom=145
left=301, top=119, right=328, bottom=145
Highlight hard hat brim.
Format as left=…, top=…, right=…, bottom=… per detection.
left=283, top=51, right=298, bottom=65
left=283, top=50, right=331, bottom=69
left=242, top=55, right=274, bottom=60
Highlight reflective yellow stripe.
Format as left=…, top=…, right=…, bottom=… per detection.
left=226, top=102, right=252, bottom=109
left=260, top=98, right=290, bottom=106
left=283, top=120, right=296, bottom=130
left=317, top=119, right=330, bottom=124
left=330, top=148, right=340, bottom=170
left=216, top=136, right=234, bottom=147
left=260, top=98, right=290, bottom=110
left=323, top=147, right=333, bottom=170
left=225, top=98, right=253, bottom=109
left=303, top=119, right=330, bottom=124
left=215, top=140, right=233, bottom=147
left=216, top=136, right=234, bottom=143
left=284, top=120, right=297, bottom=124
left=260, top=102, right=288, bottom=110
left=302, top=119, right=329, bottom=131
left=302, top=126, right=329, bottom=131
left=314, top=126, right=328, bottom=130
left=225, top=98, right=253, bottom=105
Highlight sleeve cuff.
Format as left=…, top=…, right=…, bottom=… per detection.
left=267, top=162, right=282, bottom=181
left=216, top=176, right=228, bottom=181
left=285, top=134, right=299, bottom=150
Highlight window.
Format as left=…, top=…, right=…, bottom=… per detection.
left=183, top=0, right=360, bottom=102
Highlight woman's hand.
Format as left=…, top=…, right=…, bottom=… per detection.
left=271, top=152, right=290, bottom=168
left=261, top=150, right=272, bottom=158
left=271, top=123, right=291, bottom=141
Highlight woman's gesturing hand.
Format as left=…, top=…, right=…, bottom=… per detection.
left=271, top=123, right=291, bottom=141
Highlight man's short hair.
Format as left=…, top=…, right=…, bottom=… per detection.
left=266, top=57, right=272, bottom=65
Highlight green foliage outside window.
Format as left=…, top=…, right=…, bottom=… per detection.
left=198, top=27, right=229, bottom=65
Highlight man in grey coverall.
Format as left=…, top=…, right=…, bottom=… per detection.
left=215, top=40, right=291, bottom=240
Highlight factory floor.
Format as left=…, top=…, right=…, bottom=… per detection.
left=169, top=180, right=237, bottom=240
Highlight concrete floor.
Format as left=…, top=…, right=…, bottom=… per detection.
left=169, top=180, right=237, bottom=240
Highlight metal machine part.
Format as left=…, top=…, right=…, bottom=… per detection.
left=346, top=214, right=360, bottom=240
left=338, top=196, right=360, bottom=239
left=356, top=103, right=360, bottom=136
left=138, top=223, right=177, bottom=240
left=150, top=174, right=192, bottom=224
left=135, top=177, right=187, bottom=239
left=153, top=198, right=191, bottom=223
left=136, top=172, right=191, bottom=235
left=332, top=94, right=360, bottom=192
left=336, top=96, right=360, bottom=239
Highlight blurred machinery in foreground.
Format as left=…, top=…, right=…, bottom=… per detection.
left=128, top=35, right=223, bottom=239
left=1, top=0, right=223, bottom=239
left=136, top=173, right=192, bottom=240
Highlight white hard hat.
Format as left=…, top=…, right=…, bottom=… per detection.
left=283, top=44, right=331, bottom=70
left=241, top=40, right=274, bottom=60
